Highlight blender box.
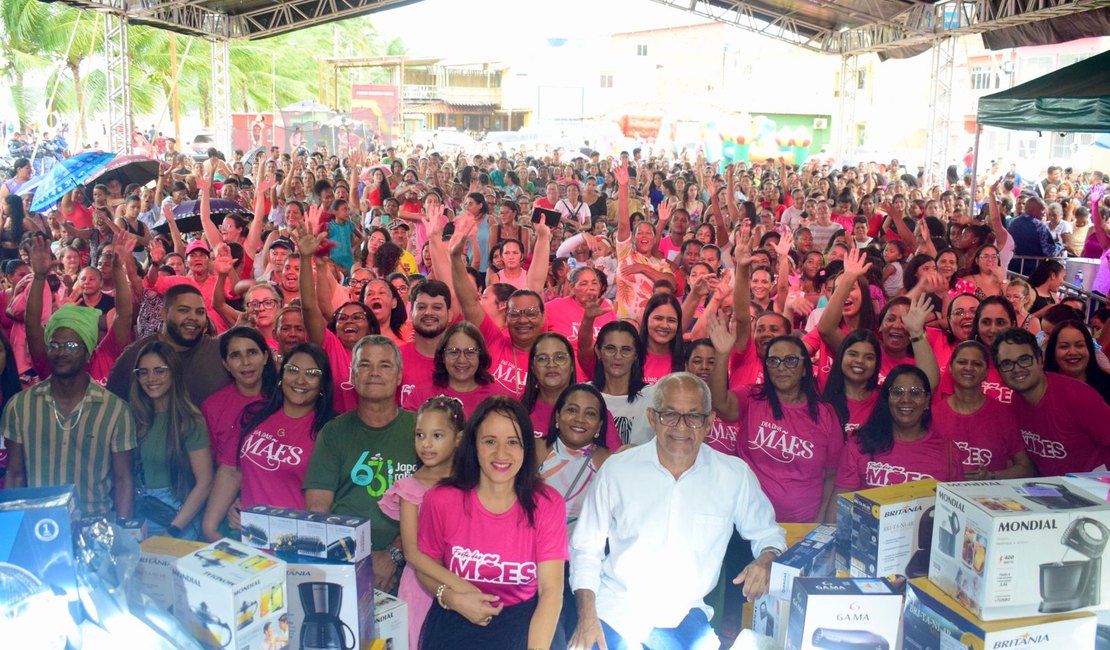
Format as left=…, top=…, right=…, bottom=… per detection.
left=928, top=478, right=1110, bottom=621
left=785, top=577, right=903, bottom=650
left=173, top=539, right=288, bottom=650
left=135, top=536, right=206, bottom=612
left=850, top=479, right=937, bottom=579
left=373, top=589, right=409, bottom=650
left=903, top=577, right=1096, bottom=650
left=286, top=558, right=374, bottom=650
left=240, top=505, right=371, bottom=563
left=769, top=524, right=837, bottom=600
left=834, top=492, right=857, bottom=577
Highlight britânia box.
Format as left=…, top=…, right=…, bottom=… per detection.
left=850, top=479, right=937, bottom=579
left=785, top=577, right=903, bottom=650
left=902, top=577, right=1096, bottom=650
left=929, top=478, right=1110, bottom=620
left=286, top=558, right=374, bottom=650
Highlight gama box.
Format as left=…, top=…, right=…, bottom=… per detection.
left=785, top=577, right=903, bottom=650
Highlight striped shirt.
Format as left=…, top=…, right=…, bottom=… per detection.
left=1, top=379, right=138, bottom=517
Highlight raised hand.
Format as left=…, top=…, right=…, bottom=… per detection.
left=28, top=236, right=52, bottom=277
left=294, top=223, right=326, bottom=258
left=194, top=164, right=211, bottom=191
left=213, top=243, right=235, bottom=275
left=113, top=230, right=137, bottom=260
left=449, top=213, right=477, bottom=257
left=657, top=200, right=673, bottom=225
left=841, top=246, right=872, bottom=279
left=581, top=294, right=611, bottom=320
left=902, top=292, right=932, bottom=336
left=734, top=223, right=754, bottom=268
left=706, top=308, right=735, bottom=354
left=613, top=162, right=629, bottom=188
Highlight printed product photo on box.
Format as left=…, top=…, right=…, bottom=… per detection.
left=751, top=593, right=790, bottom=647
left=241, top=505, right=371, bottom=563
left=286, top=557, right=374, bottom=650
left=902, top=577, right=1096, bottom=650
left=173, top=539, right=288, bottom=650
left=769, top=524, right=837, bottom=601
left=1064, top=471, right=1110, bottom=503
left=785, top=577, right=903, bottom=650
left=135, top=536, right=206, bottom=613
left=850, top=479, right=937, bottom=579
left=834, top=492, right=857, bottom=577
left=928, top=477, right=1110, bottom=621
left=373, top=589, right=409, bottom=650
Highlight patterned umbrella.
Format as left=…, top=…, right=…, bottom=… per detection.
left=29, top=150, right=116, bottom=212
left=157, top=198, right=253, bottom=234
left=83, top=155, right=163, bottom=200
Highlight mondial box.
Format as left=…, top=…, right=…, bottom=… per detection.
left=902, top=577, right=1096, bottom=650
left=850, top=479, right=938, bottom=579
left=784, top=577, right=903, bottom=650
left=173, top=539, right=288, bottom=650
left=929, top=478, right=1110, bottom=621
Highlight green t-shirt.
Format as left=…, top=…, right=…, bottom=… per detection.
left=303, top=410, right=418, bottom=550
left=139, top=412, right=209, bottom=489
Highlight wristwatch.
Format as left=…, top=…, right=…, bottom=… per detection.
left=389, top=545, right=406, bottom=569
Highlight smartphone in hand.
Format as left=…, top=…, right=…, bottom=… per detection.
left=531, top=207, right=561, bottom=229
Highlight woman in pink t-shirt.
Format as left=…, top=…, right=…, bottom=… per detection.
left=685, top=339, right=742, bottom=456
left=639, top=293, right=683, bottom=385
left=403, top=321, right=509, bottom=417
left=417, top=397, right=566, bottom=650
left=836, top=366, right=964, bottom=493
left=932, top=341, right=1033, bottom=480
left=204, top=344, right=335, bottom=539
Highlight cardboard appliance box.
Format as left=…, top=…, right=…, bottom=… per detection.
left=286, top=558, right=375, bottom=650
left=850, top=479, right=937, bottom=579
left=135, top=536, right=206, bottom=612
left=785, top=577, right=903, bottom=650
left=928, top=477, right=1110, bottom=620
left=902, top=577, right=1096, bottom=650
left=373, top=589, right=409, bottom=650
left=1064, top=471, right=1110, bottom=502
left=834, top=492, right=857, bottom=577
left=769, top=524, right=836, bottom=600
left=240, top=504, right=371, bottom=563
left=751, top=593, right=791, bottom=647
left=173, top=539, right=288, bottom=650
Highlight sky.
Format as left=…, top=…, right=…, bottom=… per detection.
left=369, top=0, right=711, bottom=64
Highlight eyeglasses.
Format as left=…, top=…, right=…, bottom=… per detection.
left=284, top=364, right=324, bottom=379
left=766, top=355, right=803, bottom=368
left=654, top=410, right=710, bottom=429
left=445, top=347, right=479, bottom=360
left=335, top=312, right=368, bottom=323
left=247, top=298, right=278, bottom=310
left=134, top=366, right=170, bottom=378
left=507, top=308, right=541, bottom=320
left=48, top=340, right=82, bottom=353
left=889, top=386, right=928, bottom=401
left=950, top=308, right=974, bottom=319
left=978, top=254, right=1000, bottom=261
left=349, top=279, right=369, bottom=289
left=535, top=352, right=571, bottom=366
left=997, top=354, right=1036, bottom=373
left=600, top=344, right=636, bottom=358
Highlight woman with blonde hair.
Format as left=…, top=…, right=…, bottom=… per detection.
left=1004, top=278, right=1041, bottom=336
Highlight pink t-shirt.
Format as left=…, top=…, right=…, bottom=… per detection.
left=202, top=383, right=263, bottom=465
left=728, top=340, right=764, bottom=392
left=844, top=392, right=880, bottom=439
left=152, top=274, right=229, bottom=333
left=931, top=395, right=1024, bottom=474
left=642, top=351, right=674, bottom=385
left=479, top=315, right=529, bottom=396
left=402, top=382, right=511, bottom=417
left=418, top=484, right=567, bottom=606
left=733, top=388, right=844, bottom=522
left=1009, top=372, right=1110, bottom=477
left=542, top=296, right=616, bottom=378
left=836, top=427, right=964, bottom=490
left=398, top=341, right=436, bottom=407
left=936, top=361, right=1013, bottom=404
left=706, top=414, right=741, bottom=456
left=529, top=398, right=621, bottom=450
left=802, top=328, right=838, bottom=390
left=322, top=329, right=357, bottom=414
left=877, top=353, right=914, bottom=386
left=234, top=409, right=316, bottom=510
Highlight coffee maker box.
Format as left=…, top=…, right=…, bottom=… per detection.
left=784, top=577, right=903, bottom=650
left=903, top=577, right=1096, bottom=650
left=850, top=479, right=937, bottom=579
left=373, top=589, right=409, bottom=650
left=135, top=536, right=206, bottom=612
left=286, top=558, right=374, bottom=650
left=834, top=492, right=857, bottom=577
left=173, top=539, right=289, bottom=650
left=769, top=524, right=837, bottom=601
left=928, top=478, right=1110, bottom=621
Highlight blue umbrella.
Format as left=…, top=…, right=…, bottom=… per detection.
left=29, top=150, right=116, bottom=212
left=1094, top=134, right=1110, bottom=149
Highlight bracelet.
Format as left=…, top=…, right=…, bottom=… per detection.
left=435, top=584, right=451, bottom=610
left=760, top=546, right=783, bottom=559
left=909, top=332, right=926, bottom=343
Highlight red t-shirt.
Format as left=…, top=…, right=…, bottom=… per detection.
left=398, top=341, right=436, bottom=407
left=418, top=484, right=567, bottom=606
left=1009, top=372, right=1110, bottom=477
left=63, top=202, right=93, bottom=230
left=931, top=396, right=1024, bottom=474
left=202, top=383, right=263, bottom=465
left=642, top=351, right=674, bottom=386
left=836, top=427, right=964, bottom=490
left=232, top=409, right=316, bottom=510
left=479, top=315, right=529, bottom=396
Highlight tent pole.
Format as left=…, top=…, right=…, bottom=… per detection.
left=971, top=123, right=982, bottom=207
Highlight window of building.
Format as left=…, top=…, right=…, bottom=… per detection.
left=857, top=69, right=867, bottom=90
left=600, top=75, right=613, bottom=88
left=970, top=65, right=999, bottom=90
left=636, top=44, right=648, bottom=57
left=1052, top=132, right=1076, bottom=160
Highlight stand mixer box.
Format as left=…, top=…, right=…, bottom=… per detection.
left=928, top=478, right=1110, bottom=621
left=286, top=558, right=374, bottom=650
left=902, top=577, right=1096, bottom=650
left=373, top=589, right=409, bottom=650
left=850, top=479, right=937, bottom=579
left=784, top=577, right=903, bottom=650
left=135, top=536, right=206, bottom=612
left=173, top=539, right=288, bottom=650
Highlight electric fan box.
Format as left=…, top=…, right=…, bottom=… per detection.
left=902, top=577, right=1097, bottom=650
left=173, top=539, right=289, bottom=650
left=784, top=577, right=903, bottom=650
left=769, top=524, right=837, bottom=600
left=850, top=479, right=938, bottom=579
left=928, top=478, right=1110, bottom=621
left=240, top=504, right=372, bottom=563
left=135, top=536, right=206, bottom=612
left=286, top=557, right=375, bottom=650
left=373, top=589, right=409, bottom=650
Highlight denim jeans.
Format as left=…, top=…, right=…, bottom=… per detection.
left=598, top=608, right=719, bottom=650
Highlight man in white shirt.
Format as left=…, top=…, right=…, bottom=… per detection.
left=780, top=189, right=806, bottom=231
left=568, top=372, right=786, bottom=650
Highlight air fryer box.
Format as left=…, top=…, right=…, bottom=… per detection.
left=834, top=492, right=857, bottom=577
left=373, top=589, right=409, bottom=650
left=135, top=536, right=206, bottom=612
left=286, top=557, right=374, bottom=650
left=240, top=505, right=372, bottom=563
left=785, top=577, right=903, bottom=650
left=769, top=524, right=837, bottom=600
left=850, top=479, right=937, bottom=579
left=928, top=478, right=1110, bottom=621
left=903, top=577, right=1096, bottom=650
left=173, top=539, right=289, bottom=650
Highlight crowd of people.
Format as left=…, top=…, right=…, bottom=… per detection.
left=0, top=136, right=1109, bottom=649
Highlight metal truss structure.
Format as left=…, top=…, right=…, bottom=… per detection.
left=103, top=11, right=132, bottom=153
left=924, top=36, right=956, bottom=188
left=835, top=53, right=859, bottom=166
left=211, top=39, right=231, bottom=155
